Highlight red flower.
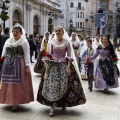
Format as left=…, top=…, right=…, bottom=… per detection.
left=47, top=55, right=54, bottom=60
left=112, top=57, right=118, bottom=61
left=42, top=52, right=47, bottom=57
left=0, top=58, right=4, bottom=62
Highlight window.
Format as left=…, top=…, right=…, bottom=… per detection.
left=80, top=22, right=82, bottom=29
left=78, top=2, right=81, bottom=10
left=78, top=22, right=79, bottom=29
left=83, top=12, right=84, bottom=18
left=76, top=12, right=77, bottom=18
left=80, top=12, right=82, bottom=18
left=78, top=12, right=79, bottom=18
left=70, top=2, right=74, bottom=8
left=83, top=22, right=84, bottom=28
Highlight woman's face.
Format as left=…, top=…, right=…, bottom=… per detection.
left=102, top=37, right=108, bottom=45
left=72, top=34, right=76, bottom=40
left=13, top=29, right=22, bottom=40
left=45, top=34, right=49, bottom=39
left=55, top=28, right=64, bottom=38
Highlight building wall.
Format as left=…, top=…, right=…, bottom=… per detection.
left=91, top=0, right=120, bottom=37
left=59, top=0, right=92, bottom=37
left=0, top=0, right=61, bottom=36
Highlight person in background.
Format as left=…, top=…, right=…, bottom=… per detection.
left=92, top=36, right=101, bottom=75
left=70, top=32, right=80, bottom=65
left=34, top=34, right=41, bottom=59
left=40, top=32, right=50, bottom=52
left=92, top=36, right=101, bottom=50
left=79, top=39, right=94, bottom=91
left=2, top=27, right=10, bottom=46
left=80, top=35, right=91, bottom=80
left=34, top=32, right=50, bottom=74
left=0, top=24, right=34, bottom=112
left=27, top=34, right=36, bottom=63
left=113, top=36, right=118, bottom=50
left=78, top=35, right=84, bottom=71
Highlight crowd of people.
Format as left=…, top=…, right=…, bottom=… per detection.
left=0, top=23, right=119, bottom=117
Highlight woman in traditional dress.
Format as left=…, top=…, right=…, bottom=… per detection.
left=0, top=24, right=34, bottom=111
left=40, top=32, right=50, bottom=52
left=70, top=32, right=80, bottom=65
left=92, top=36, right=101, bottom=75
left=37, top=26, right=86, bottom=117
left=34, top=32, right=50, bottom=74
left=90, top=35, right=119, bottom=91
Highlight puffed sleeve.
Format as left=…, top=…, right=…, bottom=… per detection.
left=66, top=42, right=74, bottom=62
left=22, top=41, right=31, bottom=66
left=90, top=48, right=99, bottom=59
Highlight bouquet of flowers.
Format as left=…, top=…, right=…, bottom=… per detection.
left=112, top=56, right=120, bottom=76
left=112, top=57, right=118, bottom=64
left=41, top=52, right=54, bottom=66
left=41, top=52, right=54, bottom=79
left=85, top=57, right=92, bottom=68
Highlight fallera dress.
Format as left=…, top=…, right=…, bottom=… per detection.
left=37, top=38, right=86, bottom=107
left=34, top=39, right=48, bottom=74
left=91, top=45, right=119, bottom=89
left=0, top=38, right=34, bottom=105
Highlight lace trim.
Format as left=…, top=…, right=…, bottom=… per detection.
left=51, top=39, right=69, bottom=49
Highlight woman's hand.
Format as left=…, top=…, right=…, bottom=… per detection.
left=26, top=66, right=30, bottom=74
left=66, top=66, right=71, bottom=76
left=76, top=50, right=80, bottom=56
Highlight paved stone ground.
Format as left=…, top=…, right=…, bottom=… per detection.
left=0, top=52, right=120, bottom=120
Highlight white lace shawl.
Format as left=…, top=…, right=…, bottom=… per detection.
left=2, top=37, right=30, bottom=66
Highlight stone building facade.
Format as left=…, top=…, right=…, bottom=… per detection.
left=91, top=0, right=120, bottom=38
left=59, top=0, right=92, bottom=37
left=0, top=0, right=61, bottom=36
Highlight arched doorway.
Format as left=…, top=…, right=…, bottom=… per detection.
left=13, top=9, right=22, bottom=26
left=33, top=15, right=39, bottom=36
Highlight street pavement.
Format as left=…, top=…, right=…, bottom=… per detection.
left=0, top=52, right=120, bottom=120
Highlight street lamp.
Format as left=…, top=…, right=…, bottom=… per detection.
left=0, top=0, right=10, bottom=28
left=69, top=19, right=73, bottom=36
left=48, top=11, right=53, bottom=34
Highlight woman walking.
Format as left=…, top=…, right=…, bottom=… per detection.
left=90, top=35, right=119, bottom=90
left=37, top=26, right=86, bottom=117
left=0, top=23, right=34, bottom=111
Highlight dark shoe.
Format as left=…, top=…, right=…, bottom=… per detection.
left=88, top=87, right=92, bottom=92
left=62, top=106, right=66, bottom=111
left=11, top=105, right=18, bottom=112
left=49, top=108, right=55, bottom=117
left=104, top=88, right=108, bottom=92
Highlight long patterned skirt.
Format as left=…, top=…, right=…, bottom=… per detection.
left=37, top=62, right=86, bottom=107
left=94, top=59, right=119, bottom=89
left=0, top=58, right=34, bottom=105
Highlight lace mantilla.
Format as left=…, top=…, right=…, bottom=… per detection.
left=52, top=38, right=69, bottom=49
